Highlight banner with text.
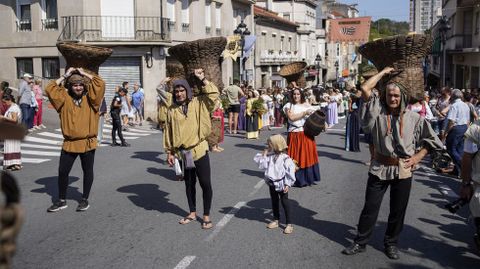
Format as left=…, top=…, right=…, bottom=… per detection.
left=328, top=17, right=371, bottom=43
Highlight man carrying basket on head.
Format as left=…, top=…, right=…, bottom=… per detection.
left=342, top=35, right=443, bottom=260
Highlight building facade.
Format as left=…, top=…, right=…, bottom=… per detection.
left=253, top=5, right=298, bottom=88
left=409, top=0, right=442, bottom=33
left=0, top=0, right=254, bottom=121
left=428, top=0, right=479, bottom=89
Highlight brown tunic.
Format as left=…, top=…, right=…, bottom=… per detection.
left=46, top=75, right=105, bottom=153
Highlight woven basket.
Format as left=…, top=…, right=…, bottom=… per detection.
left=279, top=62, right=307, bottom=88
left=361, top=66, right=378, bottom=79
left=358, top=34, right=432, bottom=101
left=169, top=37, right=227, bottom=92
left=56, top=42, right=113, bottom=74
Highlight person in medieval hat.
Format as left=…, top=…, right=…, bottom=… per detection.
left=342, top=67, right=443, bottom=259
left=163, top=69, right=219, bottom=229
left=45, top=67, right=105, bottom=212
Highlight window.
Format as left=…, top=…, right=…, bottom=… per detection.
left=17, top=58, right=33, bottom=78
left=283, top=12, right=290, bottom=21
left=205, top=1, right=211, bottom=33
left=42, top=58, right=59, bottom=79
left=215, top=3, right=221, bottom=30
left=41, top=0, right=58, bottom=30
left=167, top=0, right=176, bottom=22
left=476, top=11, right=479, bottom=34
left=17, top=4, right=31, bottom=31
left=181, top=0, right=189, bottom=24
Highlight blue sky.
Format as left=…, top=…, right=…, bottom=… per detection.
left=341, top=0, right=410, bottom=22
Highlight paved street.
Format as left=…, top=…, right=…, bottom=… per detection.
left=8, top=108, right=480, bottom=269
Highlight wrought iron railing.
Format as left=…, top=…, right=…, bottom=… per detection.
left=206, top=26, right=211, bottom=34
left=42, top=18, right=58, bottom=31
left=16, top=20, right=31, bottom=31
left=453, top=34, right=473, bottom=49
left=181, top=23, right=190, bottom=32
left=58, top=16, right=171, bottom=42
left=215, top=28, right=222, bottom=36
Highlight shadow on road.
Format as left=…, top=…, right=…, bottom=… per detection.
left=31, top=176, right=82, bottom=202
left=318, top=151, right=364, bottom=165
left=146, top=167, right=179, bottom=181
left=117, top=183, right=187, bottom=217
left=131, top=151, right=166, bottom=164
left=234, top=143, right=266, bottom=151
left=220, top=198, right=354, bottom=247
left=240, top=169, right=264, bottom=178
left=317, top=143, right=345, bottom=151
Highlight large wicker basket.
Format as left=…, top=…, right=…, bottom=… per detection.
left=358, top=34, right=432, bottom=102
left=279, top=61, right=307, bottom=88
left=56, top=42, right=113, bottom=74
left=169, top=37, right=227, bottom=91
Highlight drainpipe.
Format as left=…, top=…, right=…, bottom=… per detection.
left=160, top=0, right=164, bottom=39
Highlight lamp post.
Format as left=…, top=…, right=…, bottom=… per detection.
left=439, top=15, right=451, bottom=87
left=234, top=20, right=250, bottom=84
left=334, top=60, right=339, bottom=86
left=315, top=53, right=322, bottom=86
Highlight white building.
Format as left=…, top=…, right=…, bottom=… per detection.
left=409, top=0, right=442, bottom=33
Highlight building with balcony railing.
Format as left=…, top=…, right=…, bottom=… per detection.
left=254, top=5, right=298, bottom=88
left=428, top=0, right=480, bottom=89
left=0, top=0, right=255, bottom=121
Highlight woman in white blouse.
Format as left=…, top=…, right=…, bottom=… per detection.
left=283, top=88, right=321, bottom=187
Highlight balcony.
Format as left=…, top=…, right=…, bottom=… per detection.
left=215, top=28, right=222, bottom=36
left=168, top=20, right=176, bottom=31
left=16, top=19, right=31, bottom=31
left=42, top=18, right=58, bottom=31
left=181, top=23, right=190, bottom=32
left=206, top=26, right=211, bottom=34
left=259, top=50, right=299, bottom=64
left=453, top=34, right=473, bottom=49
left=58, top=16, right=171, bottom=42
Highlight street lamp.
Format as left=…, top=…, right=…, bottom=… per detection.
left=234, top=20, right=251, bottom=84
left=439, top=16, right=451, bottom=87
left=315, top=53, right=322, bottom=86
left=334, top=60, right=339, bottom=86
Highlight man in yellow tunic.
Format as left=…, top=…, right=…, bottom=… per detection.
left=164, top=69, right=219, bottom=229
left=45, top=67, right=105, bottom=212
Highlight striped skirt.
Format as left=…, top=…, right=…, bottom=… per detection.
left=287, top=131, right=320, bottom=187
left=3, top=139, right=21, bottom=167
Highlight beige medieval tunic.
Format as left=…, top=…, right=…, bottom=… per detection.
left=163, top=82, right=219, bottom=161
left=361, top=95, right=443, bottom=180
left=46, top=75, right=105, bottom=153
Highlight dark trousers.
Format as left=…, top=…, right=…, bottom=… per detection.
left=111, top=113, right=125, bottom=144
left=269, top=185, right=291, bottom=224
left=58, top=149, right=96, bottom=200
left=354, top=173, right=412, bottom=247
left=184, top=153, right=213, bottom=216
left=20, top=103, right=34, bottom=129
left=446, top=124, right=468, bottom=175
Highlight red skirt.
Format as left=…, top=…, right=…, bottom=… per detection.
left=287, top=131, right=319, bottom=169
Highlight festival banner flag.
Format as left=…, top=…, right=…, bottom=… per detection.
left=328, top=17, right=371, bottom=43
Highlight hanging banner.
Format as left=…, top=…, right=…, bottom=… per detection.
left=242, top=35, right=257, bottom=59
left=328, top=17, right=371, bottom=43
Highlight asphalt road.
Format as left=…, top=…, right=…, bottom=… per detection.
left=9, top=110, right=480, bottom=269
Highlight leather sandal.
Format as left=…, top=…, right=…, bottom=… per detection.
left=179, top=216, right=195, bottom=225
left=202, top=221, right=213, bottom=230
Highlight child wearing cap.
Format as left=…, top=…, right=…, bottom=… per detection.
left=253, top=134, right=296, bottom=234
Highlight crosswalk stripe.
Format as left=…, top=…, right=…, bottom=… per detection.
left=21, top=150, right=60, bottom=157
left=103, top=125, right=158, bottom=134
left=37, top=132, right=64, bottom=139
left=0, top=157, right=50, bottom=164
left=24, top=136, right=63, bottom=145
left=101, top=129, right=150, bottom=136
left=21, top=143, right=62, bottom=150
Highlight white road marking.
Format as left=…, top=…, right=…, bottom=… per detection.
left=0, top=157, right=50, bottom=164
left=21, top=150, right=60, bottom=157
left=204, top=201, right=246, bottom=242
left=173, top=256, right=196, bottom=269
left=103, top=125, right=158, bottom=134
left=37, top=132, right=65, bottom=139
left=21, top=143, right=62, bottom=150
left=326, top=128, right=345, bottom=132
left=248, top=180, right=264, bottom=197
left=24, top=136, right=63, bottom=145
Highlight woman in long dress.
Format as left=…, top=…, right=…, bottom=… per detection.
left=326, top=89, right=338, bottom=127
left=245, top=90, right=259, bottom=139
left=273, top=88, right=284, bottom=127
left=283, top=88, right=321, bottom=187
left=260, top=89, right=273, bottom=130
left=237, top=95, right=247, bottom=131
left=345, top=90, right=361, bottom=152
left=1, top=94, right=22, bottom=171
